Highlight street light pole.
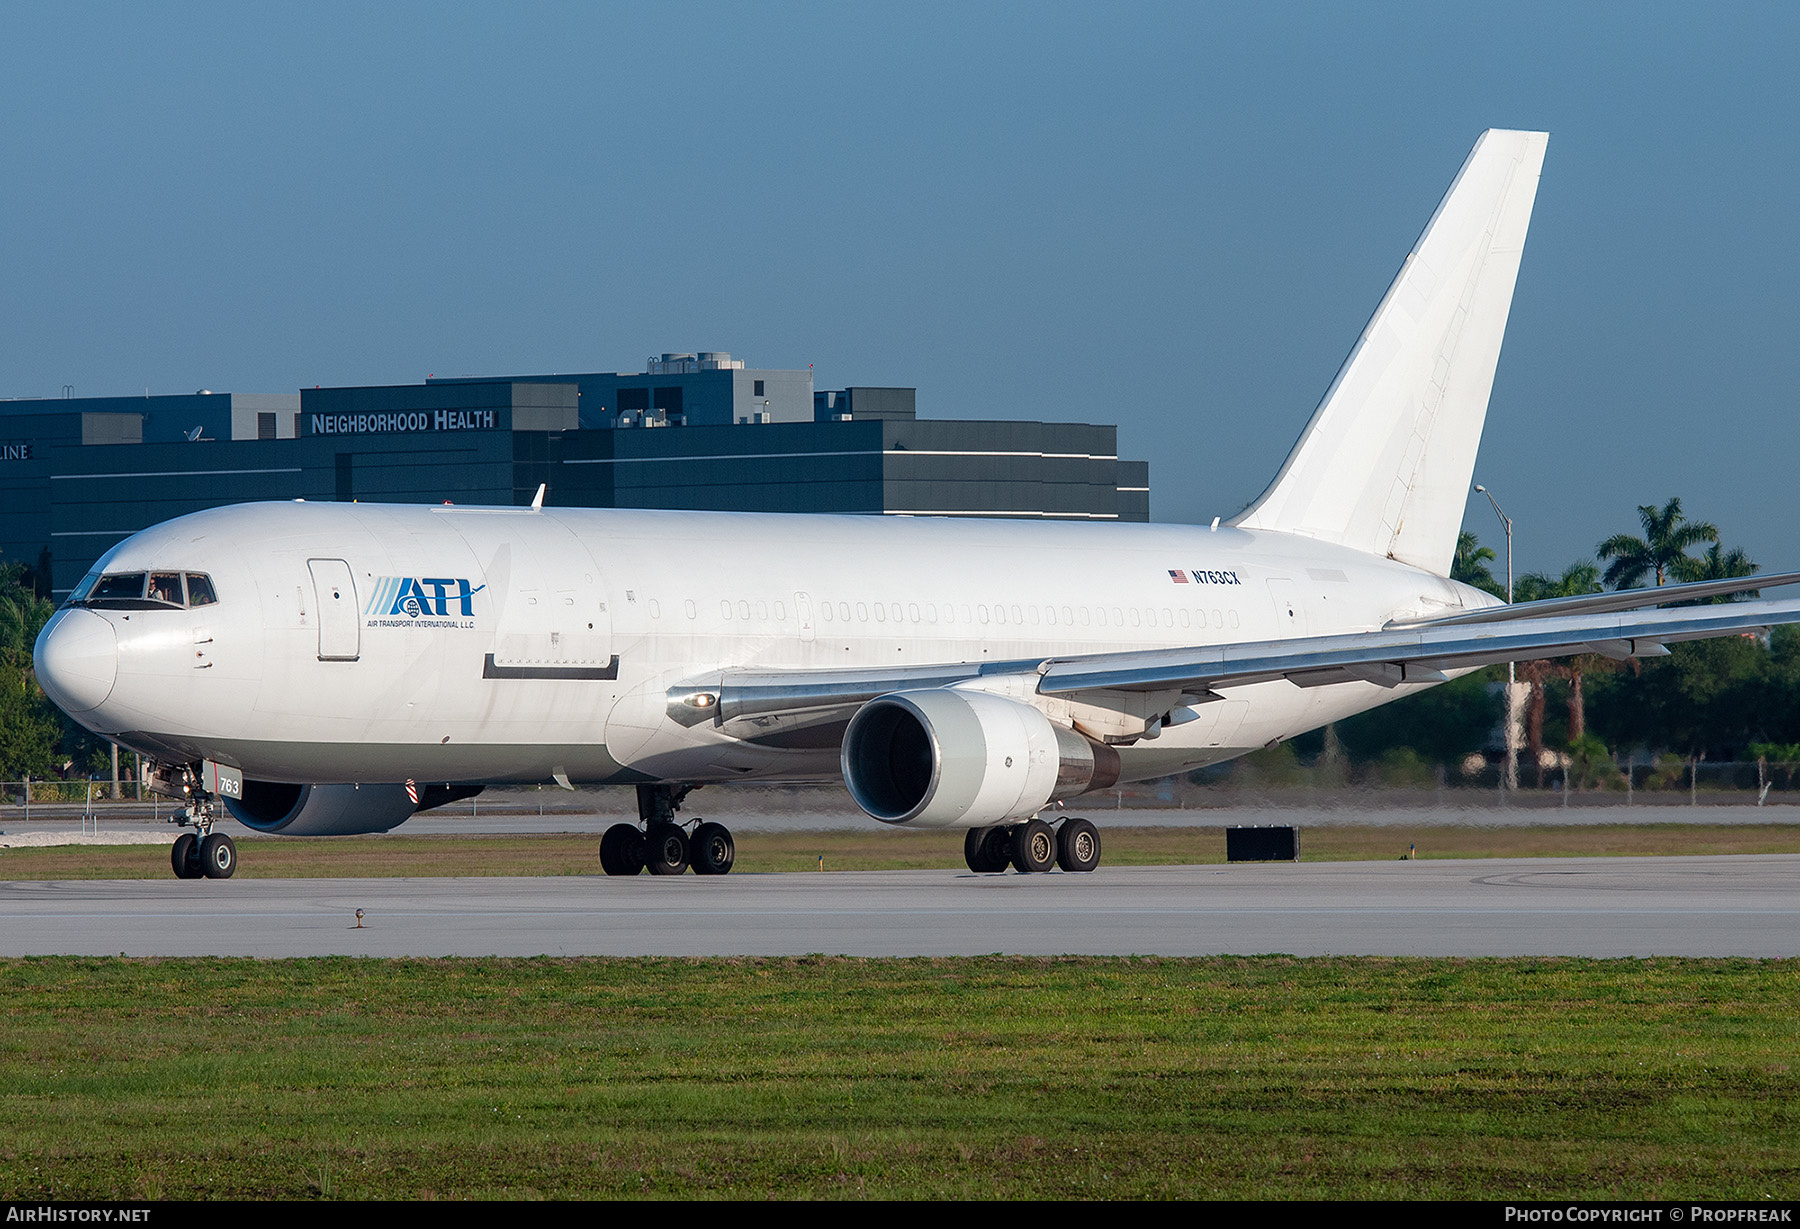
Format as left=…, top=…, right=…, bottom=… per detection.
left=1474, top=484, right=1518, bottom=791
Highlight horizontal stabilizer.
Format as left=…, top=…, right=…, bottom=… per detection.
left=1388, top=571, right=1798, bottom=629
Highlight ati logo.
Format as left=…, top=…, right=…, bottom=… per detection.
left=366, top=577, right=486, bottom=619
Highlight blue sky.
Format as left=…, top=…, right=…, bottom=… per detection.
left=2, top=3, right=1793, bottom=576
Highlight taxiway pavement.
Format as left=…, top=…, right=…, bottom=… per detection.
left=3, top=854, right=1796, bottom=958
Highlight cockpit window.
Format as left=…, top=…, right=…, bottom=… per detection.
left=147, top=573, right=184, bottom=607
left=89, top=573, right=148, bottom=604
left=73, top=571, right=219, bottom=611
left=66, top=570, right=101, bottom=605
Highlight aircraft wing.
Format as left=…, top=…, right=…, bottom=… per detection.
left=1038, top=595, right=1800, bottom=696
left=675, top=595, right=1800, bottom=740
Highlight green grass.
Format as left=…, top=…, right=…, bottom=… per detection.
left=1, top=956, right=1797, bottom=1199
left=6, top=822, right=1800, bottom=879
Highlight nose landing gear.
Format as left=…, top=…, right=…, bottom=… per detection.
left=153, top=762, right=237, bottom=880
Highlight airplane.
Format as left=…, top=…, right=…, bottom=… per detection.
left=32, top=129, right=1800, bottom=880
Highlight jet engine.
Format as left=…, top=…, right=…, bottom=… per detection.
left=841, top=688, right=1119, bottom=828
left=224, top=781, right=480, bottom=836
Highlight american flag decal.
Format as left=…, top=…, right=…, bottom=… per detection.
left=1168, top=570, right=1188, bottom=583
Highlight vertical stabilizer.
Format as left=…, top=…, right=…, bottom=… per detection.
left=1231, top=130, right=1547, bottom=577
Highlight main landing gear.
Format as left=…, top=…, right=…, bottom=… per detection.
left=600, top=784, right=735, bottom=877
left=963, top=817, right=1101, bottom=874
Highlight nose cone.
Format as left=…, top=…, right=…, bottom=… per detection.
left=34, top=609, right=118, bottom=714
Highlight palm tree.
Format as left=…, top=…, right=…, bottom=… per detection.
left=1669, top=541, right=1758, bottom=602
left=1514, top=562, right=1603, bottom=781
left=1596, top=497, right=1719, bottom=589
left=1514, top=561, right=1602, bottom=604
left=1452, top=531, right=1505, bottom=598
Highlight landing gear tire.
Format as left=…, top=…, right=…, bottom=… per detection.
left=171, top=833, right=203, bottom=879
left=1056, top=818, right=1101, bottom=873
left=644, top=822, right=689, bottom=876
left=964, top=827, right=1011, bottom=873
left=199, top=833, right=236, bottom=879
left=690, top=822, right=735, bottom=876
left=600, top=823, right=645, bottom=876
left=1011, top=819, right=1057, bottom=874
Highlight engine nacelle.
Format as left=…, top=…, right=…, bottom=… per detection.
left=841, top=688, right=1119, bottom=828
left=225, top=781, right=421, bottom=836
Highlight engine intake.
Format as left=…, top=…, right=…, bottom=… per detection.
left=841, top=689, right=1118, bottom=828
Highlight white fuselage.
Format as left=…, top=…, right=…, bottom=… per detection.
left=41, top=501, right=1495, bottom=789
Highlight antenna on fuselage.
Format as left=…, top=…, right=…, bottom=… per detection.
left=530, top=483, right=546, bottom=511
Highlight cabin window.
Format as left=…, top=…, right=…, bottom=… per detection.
left=684, top=600, right=697, bottom=620
left=720, top=601, right=733, bottom=620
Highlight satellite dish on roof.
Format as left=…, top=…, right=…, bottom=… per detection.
left=185, top=425, right=204, bottom=442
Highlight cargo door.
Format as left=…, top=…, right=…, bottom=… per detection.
left=450, top=515, right=615, bottom=679
left=308, top=559, right=361, bottom=661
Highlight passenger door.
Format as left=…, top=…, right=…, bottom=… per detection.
left=308, top=559, right=361, bottom=661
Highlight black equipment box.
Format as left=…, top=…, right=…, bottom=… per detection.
left=1225, top=825, right=1299, bottom=862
